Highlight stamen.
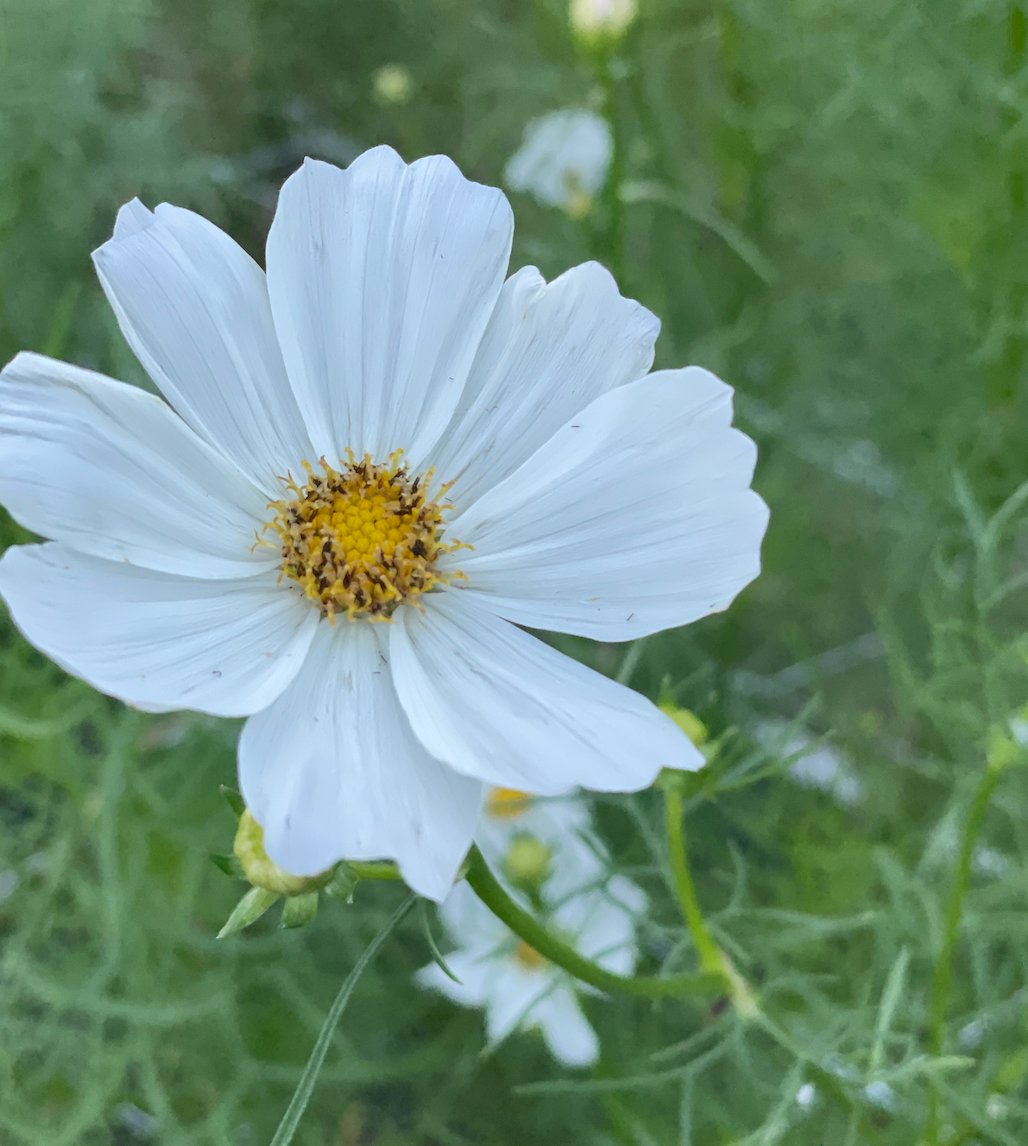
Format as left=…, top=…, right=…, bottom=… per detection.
left=264, top=450, right=468, bottom=621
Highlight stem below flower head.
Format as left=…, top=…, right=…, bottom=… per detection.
left=463, top=845, right=721, bottom=999
left=661, top=777, right=760, bottom=1017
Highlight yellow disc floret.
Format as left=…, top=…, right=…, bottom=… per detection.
left=264, top=451, right=467, bottom=620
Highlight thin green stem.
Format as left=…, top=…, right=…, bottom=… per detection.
left=662, top=779, right=760, bottom=1016
left=464, top=845, right=720, bottom=999
left=347, top=860, right=404, bottom=881
left=598, top=52, right=626, bottom=286
left=663, top=782, right=723, bottom=976
left=925, top=753, right=1010, bottom=1143
left=269, top=892, right=416, bottom=1146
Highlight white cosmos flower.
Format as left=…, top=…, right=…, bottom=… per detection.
left=417, top=876, right=646, bottom=1067
left=0, top=145, right=768, bottom=902
left=505, top=109, right=612, bottom=216
left=477, top=786, right=606, bottom=903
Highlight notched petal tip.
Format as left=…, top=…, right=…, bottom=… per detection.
left=107, top=197, right=156, bottom=245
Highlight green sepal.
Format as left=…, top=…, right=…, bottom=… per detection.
left=281, top=891, right=319, bottom=929
left=209, top=852, right=246, bottom=879
left=217, top=886, right=280, bottom=938
left=219, top=785, right=246, bottom=821
left=323, top=862, right=360, bottom=903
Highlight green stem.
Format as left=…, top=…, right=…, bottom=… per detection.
left=925, top=752, right=1010, bottom=1143
left=464, top=845, right=721, bottom=999
left=347, top=860, right=404, bottom=881
left=663, top=782, right=723, bottom=977
left=598, top=51, right=626, bottom=286
left=662, top=779, right=760, bottom=1016
left=269, top=892, right=416, bottom=1146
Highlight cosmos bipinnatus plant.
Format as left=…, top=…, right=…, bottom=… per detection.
left=0, top=146, right=767, bottom=1135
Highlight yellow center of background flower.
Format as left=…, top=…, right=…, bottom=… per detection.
left=486, top=787, right=533, bottom=819
left=514, top=940, right=547, bottom=970
left=265, top=451, right=466, bottom=620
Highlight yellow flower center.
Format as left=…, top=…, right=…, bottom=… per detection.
left=264, top=451, right=467, bottom=620
left=486, top=787, right=533, bottom=819
left=514, top=940, right=547, bottom=970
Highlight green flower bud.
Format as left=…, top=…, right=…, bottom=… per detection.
left=503, top=835, right=552, bottom=887
left=658, top=702, right=708, bottom=747
left=372, top=64, right=413, bottom=107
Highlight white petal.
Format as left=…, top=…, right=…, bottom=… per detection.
left=505, top=109, right=612, bottom=210
left=439, top=878, right=510, bottom=948
left=0, top=352, right=274, bottom=578
left=112, top=197, right=154, bottom=240
left=0, top=544, right=316, bottom=716
left=484, top=965, right=552, bottom=1043
left=447, top=367, right=769, bottom=640
left=265, top=148, right=514, bottom=465
left=238, top=620, right=484, bottom=902
left=430, top=262, right=659, bottom=506
left=415, top=950, right=494, bottom=1005
left=93, top=202, right=313, bottom=494
left=476, top=793, right=607, bottom=904
left=390, top=590, right=702, bottom=794
left=560, top=878, right=646, bottom=976
left=536, top=988, right=600, bottom=1068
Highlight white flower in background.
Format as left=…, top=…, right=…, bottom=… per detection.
left=0, top=145, right=768, bottom=901
left=417, top=877, right=646, bottom=1067
left=569, top=0, right=637, bottom=46
left=758, top=721, right=862, bottom=807
left=476, top=787, right=605, bottom=902
left=505, top=109, right=612, bottom=217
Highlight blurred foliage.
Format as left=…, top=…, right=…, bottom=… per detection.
left=3, top=0, right=1028, bottom=1143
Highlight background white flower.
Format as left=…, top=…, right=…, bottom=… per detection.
left=569, top=0, right=637, bottom=45
left=476, top=787, right=607, bottom=903
left=505, top=109, right=612, bottom=216
left=0, top=145, right=767, bottom=902
left=417, top=876, right=646, bottom=1067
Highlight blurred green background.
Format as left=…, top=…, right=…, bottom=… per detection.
left=3, top=0, right=1028, bottom=1142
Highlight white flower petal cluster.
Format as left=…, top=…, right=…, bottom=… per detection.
left=505, top=109, right=612, bottom=215
left=418, top=874, right=646, bottom=1068
left=0, top=145, right=768, bottom=901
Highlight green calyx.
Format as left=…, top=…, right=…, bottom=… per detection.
left=233, top=809, right=334, bottom=896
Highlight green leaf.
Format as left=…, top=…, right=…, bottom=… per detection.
left=269, top=894, right=416, bottom=1146
left=217, top=886, right=280, bottom=939
left=219, top=784, right=246, bottom=821
left=418, top=898, right=462, bottom=984
left=281, top=892, right=319, bottom=929
left=209, top=852, right=246, bottom=879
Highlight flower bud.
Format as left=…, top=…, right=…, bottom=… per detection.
left=503, top=835, right=553, bottom=887
left=372, top=63, right=413, bottom=107
left=569, top=0, right=637, bottom=47
left=658, top=702, right=708, bottom=747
